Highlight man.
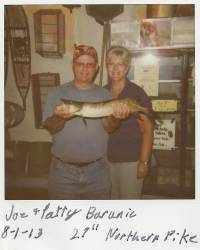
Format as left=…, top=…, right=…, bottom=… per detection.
left=43, top=45, right=129, bottom=200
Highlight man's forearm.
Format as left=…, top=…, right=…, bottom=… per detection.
left=43, top=114, right=66, bottom=134
left=102, top=116, right=121, bottom=133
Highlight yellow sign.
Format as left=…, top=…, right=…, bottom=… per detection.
left=152, top=100, right=178, bottom=112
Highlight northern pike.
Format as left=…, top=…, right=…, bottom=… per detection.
left=61, top=97, right=156, bottom=123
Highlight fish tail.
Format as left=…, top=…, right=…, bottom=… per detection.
left=145, top=110, right=162, bottom=127
left=135, top=110, right=162, bottom=127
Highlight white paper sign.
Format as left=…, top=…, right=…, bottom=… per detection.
left=134, top=63, right=159, bottom=96
left=153, top=119, right=176, bottom=150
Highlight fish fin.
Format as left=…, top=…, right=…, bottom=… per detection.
left=60, top=98, right=82, bottom=105
left=60, top=98, right=72, bottom=104
left=82, top=118, right=87, bottom=128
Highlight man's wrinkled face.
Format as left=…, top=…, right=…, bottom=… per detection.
left=73, top=55, right=98, bottom=85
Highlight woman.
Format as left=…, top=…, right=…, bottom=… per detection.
left=105, top=45, right=154, bottom=199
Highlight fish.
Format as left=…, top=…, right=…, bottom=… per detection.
left=61, top=97, right=157, bottom=124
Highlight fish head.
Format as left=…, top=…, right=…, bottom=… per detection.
left=61, top=99, right=82, bottom=113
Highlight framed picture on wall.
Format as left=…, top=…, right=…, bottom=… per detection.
left=140, top=18, right=171, bottom=47
left=34, top=9, right=65, bottom=58
left=32, top=72, right=60, bottom=128
left=110, top=21, right=140, bottom=49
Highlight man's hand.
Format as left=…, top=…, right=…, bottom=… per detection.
left=54, top=104, right=75, bottom=119
left=112, top=103, right=131, bottom=119
left=43, top=104, right=76, bottom=134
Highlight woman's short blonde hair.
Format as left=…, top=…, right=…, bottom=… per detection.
left=106, top=45, right=130, bottom=66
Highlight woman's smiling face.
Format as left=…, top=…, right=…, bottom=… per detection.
left=106, top=55, right=129, bottom=82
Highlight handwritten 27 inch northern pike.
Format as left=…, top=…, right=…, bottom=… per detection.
left=61, top=97, right=156, bottom=123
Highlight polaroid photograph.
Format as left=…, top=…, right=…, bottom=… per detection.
left=1, top=2, right=199, bottom=250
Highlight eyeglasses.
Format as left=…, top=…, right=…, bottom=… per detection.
left=74, top=62, right=96, bottom=69
left=107, top=63, right=127, bottom=69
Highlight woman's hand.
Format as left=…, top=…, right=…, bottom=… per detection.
left=137, top=161, right=149, bottom=179
left=112, top=103, right=131, bottom=119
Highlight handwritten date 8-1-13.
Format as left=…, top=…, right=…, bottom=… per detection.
left=1, top=226, right=43, bottom=240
